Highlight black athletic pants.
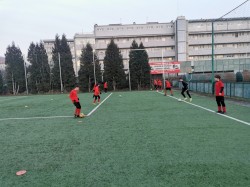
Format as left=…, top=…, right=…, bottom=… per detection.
left=181, top=88, right=191, bottom=98
left=73, top=102, right=81, bottom=109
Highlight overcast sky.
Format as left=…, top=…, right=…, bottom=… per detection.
left=0, top=0, right=249, bottom=57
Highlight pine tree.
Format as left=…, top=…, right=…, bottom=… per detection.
left=103, top=39, right=127, bottom=91
left=28, top=42, right=50, bottom=93
left=0, top=70, right=3, bottom=94
left=5, top=43, right=26, bottom=94
left=78, top=43, right=101, bottom=92
left=129, top=41, right=151, bottom=90
left=138, top=42, right=151, bottom=89
left=51, top=34, right=76, bottom=92
left=51, top=35, right=61, bottom=91
left=129, top=40, right=140, bottom=90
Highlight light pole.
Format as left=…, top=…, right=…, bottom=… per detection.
left=23, top=55, right=28, bottom=95
left=93, top=49, right=96, bottom=84
left=58, top=53, right=63, bottom=93
left=128, top=49, right=148, bottom=91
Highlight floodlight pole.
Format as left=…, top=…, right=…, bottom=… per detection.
left=211, top=21, right=215, bottom=93
left=23, top=55, right=28, bottom=95
left=162, top=49, right=165, bottom=89
left=58, top=53, right=63, bottom=93
left=93, top=49, right=96, bottom=84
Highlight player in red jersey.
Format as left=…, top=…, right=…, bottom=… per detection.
left=157, top=79, right=162, bottom=91
left=214, top=75, right=226, bottom=114
left=164, top=79, right=173, bottom=96
left=104, top=81, right=108, bottom=93
left=93, top=84, right=101, bottom=104
left=153, top=79, right=158, bottom=90
left=69, top=85, right=81, bottom=118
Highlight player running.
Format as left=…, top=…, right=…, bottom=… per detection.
left=214, top=75, right=226, bottom=114
left=179, top=78, right=192, bottom=102
left=164, top=79, right=173, bottom=96
left=69, top=85, right=81, bottom=118
left=93, top=84, right=101, bottom=104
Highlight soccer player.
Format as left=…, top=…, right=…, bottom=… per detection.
left=93, top=84, right=101, bottom=104
left=69, top=85, right=81, bottom=118
left=104, top=81, right=108, bottom=93
left=154, top=79, right=158, bottom=90
left=214, top=75, right=226, bottom=114
left=179, top=78, right=192, bottom=102
left=164, top=79, right=173, bottom=96
left=157, top=79, right=162, bottom=91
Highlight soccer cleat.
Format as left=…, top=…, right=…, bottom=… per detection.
left=183, top=98, right=187, bottom=101
left=189, top=98, right=192, bottom=102
left=216, top=111, right=222, bottom=114
left=74, top=115, right=80, bottom=118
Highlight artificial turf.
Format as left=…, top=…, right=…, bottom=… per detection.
left=0, top=91, right=250, bottom=187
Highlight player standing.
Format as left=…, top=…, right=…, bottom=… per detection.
left=164, top=79, right=173, bottom=96
left=69, top=85, right=81, bottom=118
left=214, top=75, right=226, bottom=114
left=179, top=78, right=192, bottom=102
left=93, top=84, right=101, bottom=104
left=104, top=81, right=108, bottom=93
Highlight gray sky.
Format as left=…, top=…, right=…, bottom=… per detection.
left=0, top=0, right=249, bottom=57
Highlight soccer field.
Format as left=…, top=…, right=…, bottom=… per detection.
left=0, top=91, right=250, bottom=187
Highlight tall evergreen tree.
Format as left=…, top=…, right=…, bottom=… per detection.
left=78, top=43, right=101, bottom=92
left=0, top=70, right=3, bottom=94
left=52, top=34, right=76, bottom=92
left=103, top=39, right=126, bottom=90
left=138, top=42, right=151, bottom=89
left=129, top=40, right=150, bottom=90
left=27, top=42, right=50, bottom=93
left=5, top=43, right=26, bottom=94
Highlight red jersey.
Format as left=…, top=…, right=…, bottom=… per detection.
left=69, top=89, right=79, bottom=102
left=94, top=86, right=100, bottom=96
left=215, top=80, right=224, bottom=96
left=165, top=81, right=171, bottom=88
left=104, top=82, right=108, bottom=89
left=158, top=80, right=162, bottom=86
left=154, top=79, right=157, bottom=85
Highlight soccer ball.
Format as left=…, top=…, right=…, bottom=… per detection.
left=79, top=113, right=85, bottom=118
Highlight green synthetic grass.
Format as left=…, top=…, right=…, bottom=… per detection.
left=0, top=91, right=250, bottom=187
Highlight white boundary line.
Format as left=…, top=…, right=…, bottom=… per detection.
left=0, top=116, right=72, bottom=121
left=0, top=93, right=113, bottom=121
left=87, top=93, right=113, bottom=116
left=157, top=92, right=250, bottom=126
left=0, top=96, right=28, bottom=102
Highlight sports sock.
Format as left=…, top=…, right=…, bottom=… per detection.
left=218, top=106, right=222, bottom=112
left=222, top=107, right=226, bottom=113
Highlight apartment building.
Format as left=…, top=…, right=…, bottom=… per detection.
left=43, top=16, right=250, bottom=75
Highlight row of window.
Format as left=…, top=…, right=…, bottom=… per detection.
left=189, top=53, right=250, bottom=60
left=96, top=25, right=173, bottom=31
left=189, top=32, right=250, bottom=39
left=189, top=43, right=250, bottom=50
left=189, top=21, right=249, bottom=28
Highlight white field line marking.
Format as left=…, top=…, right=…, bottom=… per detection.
left=0, top=116, right=73, bottom=121
left=0, top=96, right=28, bottom=102
left=87, top=93, right=113, bottom=117
left=157, top=92, right=250, bottom=126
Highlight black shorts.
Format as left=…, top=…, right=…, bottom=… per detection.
left=216, top=96, right=225, bottom=103
left=165, top=88, right=171, bottom=90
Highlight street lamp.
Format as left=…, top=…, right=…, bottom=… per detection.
left=128, top=49, right=148, bottom=91
left=93, top=49, right=96, bottom=84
